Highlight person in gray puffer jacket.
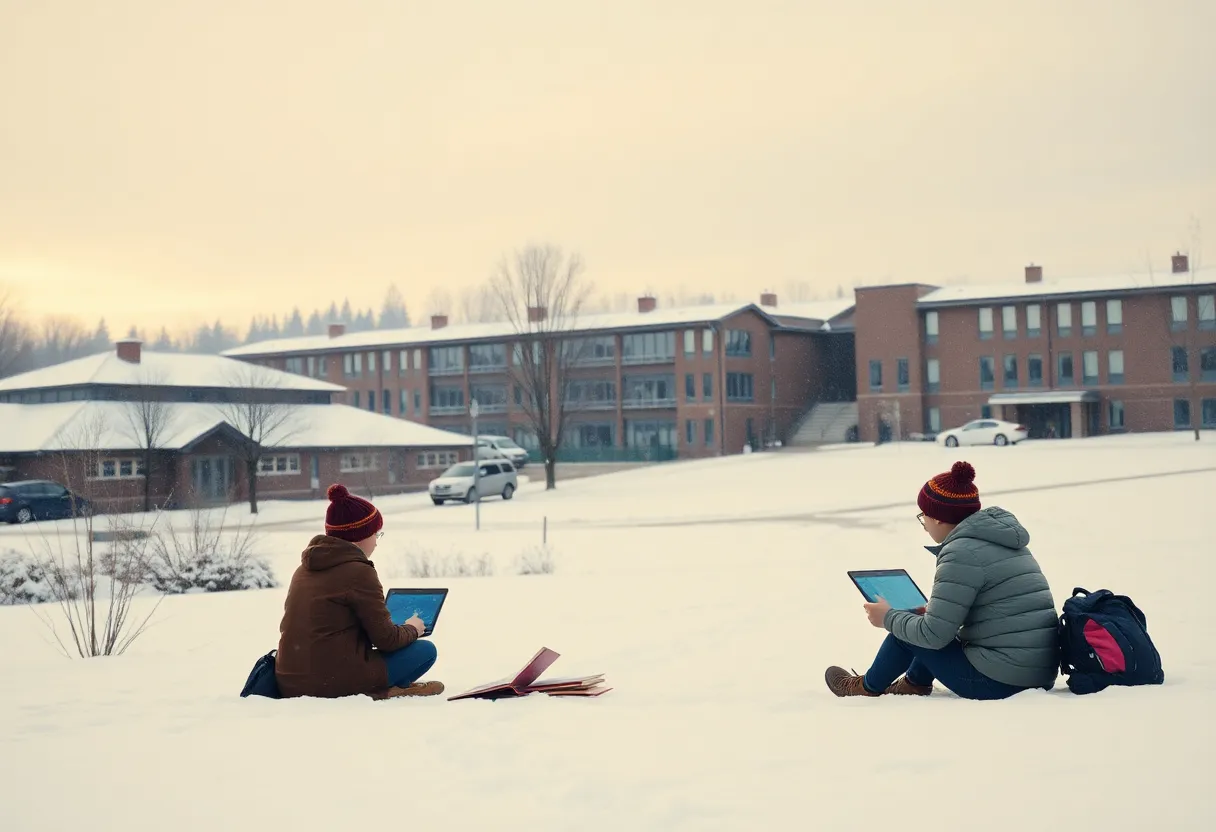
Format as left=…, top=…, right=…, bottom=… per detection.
left=825, top=460, right=1060, bottom=700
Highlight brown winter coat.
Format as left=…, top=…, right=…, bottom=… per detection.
left=275, top=534, right=419, bottom=698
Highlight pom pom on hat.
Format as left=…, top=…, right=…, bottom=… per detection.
left=917, top=460, right=981, bottom=525
left=324, top=483, right=382, bottom=543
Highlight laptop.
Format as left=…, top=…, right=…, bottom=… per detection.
left=384, top=587, right=449, bottom=637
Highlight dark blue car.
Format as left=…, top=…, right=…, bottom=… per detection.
left=0, top=480, right=93, bottom=524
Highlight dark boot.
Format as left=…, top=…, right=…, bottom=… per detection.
left=824, top=666, right=880, bottom=697
left=371, top=680, right=445, bottom=700
left=885, top=676, right=933, bottom=696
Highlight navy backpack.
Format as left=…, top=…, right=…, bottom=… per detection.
left=1057, top=587, right=1164, bottom=695
left=239, top=649, right=282, bottom=699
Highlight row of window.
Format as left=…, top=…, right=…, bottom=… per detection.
left=870, top=345, right=1216, bottom=393
left=924, top=293, right=1216, bottom=343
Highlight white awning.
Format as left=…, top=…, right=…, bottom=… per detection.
left=987, top=390, right=1100, bottom=406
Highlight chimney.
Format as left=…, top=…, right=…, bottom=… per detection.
left=637, top=295, right=657, bottom=314
left=1172, top=252, right=1189, bottom=274
left=760, top=291, right=778, bottom=307
left=527, top=306, right=547, bottom=323
left=1024, top=264, right=1043, bottom=283
left=430, top=314, right=448, bottom=330
left=328, top=323, right=346, bottom=338
left=116, top=339, right=142, bottom=364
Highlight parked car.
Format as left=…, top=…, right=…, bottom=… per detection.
left=935, top=418, right=1029, bottom=447
left=0, top=480, right=93, bottom=524
left=475, top=435, right=530, bottom=469
left=429, top=459, right=518, bottom=505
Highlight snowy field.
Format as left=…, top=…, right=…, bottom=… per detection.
left=1, top=434, right=1214, bottom=830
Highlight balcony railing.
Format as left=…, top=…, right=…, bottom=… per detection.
left=468, top=363, right=507, bottom=375
left=564, top=399, right=617, bottom=411
left=428, top=366, right=464, bottom=377
left=475, top=402, right=508, bottom=413
left=621, top=353, right=675, bottom=366
left=429, top=405, right=467, bottom=416
left=568, top=355, right=617, bottom=368
left=622, top=397, right=676, bottom=409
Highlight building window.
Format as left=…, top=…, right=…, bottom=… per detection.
left=868, top=359, right=882, bottom=391
left=1171, top=296, right=1188, bottom=330
left=702, top=328, right=714, bottom=355
left=897, top=358, right=909, bottom=392
left=979, top=356, right=995, bottom=390
left=1109, top=400, right=1125, bottom=431
left=724, top=329, right=752, bottom=357
left=429, top=346, right=464, bottom=375
left=683, top=330, right=696, bottom=355
left=622, top=374, right=676, bottom=407
left=414, top=390, right=422, bottom=413
left=306, top=356, right=316, bottom=377
left=1082, top=350, right=1099, bottom=385
left=352, top=390, right=360, bottom=408
left=1003, top=354, right=1018, bottom=387
left=1081, top=301, right=1097, bottom=336
left=382, top=351, right=392, bottom=373
left=1026, top=304, right=1041, bottom=338
left=1057, top=302, right=1072, bottom=337
left=564, top=380, right=616, bottom=408
left=924, top=311, right=939, bottom=344
left=258, top=454, right=301, bottom=476
left=1058, top=352, right=1074, bottom=386
left=769, top=334, right=776, bottom=360
left=1199, top=295, right=1215, bottom=331
left=367, top=351, right=377, bottom=373
left=685, top=419, right=696, bottom=445
left=1001, top=306, right=1017, bottom=338
left=416, top=450, right=460, bottom=469
left=685, top=373, right=696, bottom=401
left=925, top=358, right=940, bottom=393
left=564, top=336, right=615, bottom=366
left=471, top=384, right=509, bottom=412
left=400, top=389, right=409, bottom=415
left=469, top=343, right=507, bottom=371
left=624, top=419, right=676, bottom=449
left=382, top=389, right=391, bottom=414
left=398, top=350, right=409, bottom=376
left=1202, top=347, right=1216, bottom=382
left=926, top=406, right=941, bottom=433
left=980, top=405, right=992, bottom=419
left=702, top=372, right=713, bottom=401
left=622, top=331, right=676, bottom=364
left=429, top=385, right=466, bottom=414
left=978, top=308, right=993, bottom=340
left=1108, top=350, right=1125, bottom=384
left=1028, top=354, right=1043, bottom=387
left=725, top=372, right=754, bottom=402
left=286, top=357, right=305, bottom=375
left=1174, top=398, right=1191, bottom=429
left=93, top=457, right=146, bottom=480
left=1172, top=346, right=1189, bottom=383
left=1106, top=299, right=1123, bottom=334
left=413, top=349, right=423, bottom=370
left=343, top=352, right=362, bottom=378
left=340, top=453, right=381, bottom=473
left=704, top=418, right=714, bottom=446
left=1203, top=399, right=1216, bottom=429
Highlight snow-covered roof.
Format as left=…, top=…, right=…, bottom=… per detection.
left=763, top=298, right=855, bottom=322
left=0, top=348, right=345, bottom=394
left=0, top=401, right=473, bottom=454
left=917, top=266, right=1216, bottom=307
left=221, top=300, right=853, bottom=358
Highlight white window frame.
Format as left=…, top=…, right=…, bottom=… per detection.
left=978, top=308, right=994, bottom=337
left=1171, top=296, right=1188, bottom=324
left=683, top=330, right=696, bottom=354
left=1106, top=299, right=1123, bottom=328
left=1081, top=301, right=1097, bottom=330
left=258, top=453, right=301, bottom=476
left=91, top=457, right=146, bottom=480
left=926, top=358, right=940, bottom=386
left=1026, top=304, right=1041, bottom=334
left=1001, top=306, right=1017, bottom=335
left=340, top=452, right=381, bottom=473
left=416, top=450, right=460, bottom=469
left=925, top=310, right=939, bottom=339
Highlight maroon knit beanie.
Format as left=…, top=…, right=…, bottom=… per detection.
left=324, top=483, right=383, bottom=543
left=917, top=461, right=981, bottom=525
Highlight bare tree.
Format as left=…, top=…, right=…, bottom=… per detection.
left=121, top=369, right=179, bottom=512
left=38, top=315, right=93, bottom=365
left=488, top=244, right=594, bottom=490
left=28, top=410, right=165, bottom=657
left=214, top=363, right=302, bottom=514
left=0, top=286, right=32, bottom=377
left=457, top=284, right=504, bottom=323
left=424, top=287, right=455, bottom=319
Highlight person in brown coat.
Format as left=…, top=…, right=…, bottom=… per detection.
left=274, top=484, right=444, bottom=700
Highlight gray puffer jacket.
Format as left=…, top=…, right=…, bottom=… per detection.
left=883, top=506, right=1059, bottom=689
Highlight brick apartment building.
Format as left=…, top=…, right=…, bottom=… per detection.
left=854, top=254, right=1216, bottom=442
left=222, top=296, right=858, bottom=460
left=0, top=340, right=473, bottom=512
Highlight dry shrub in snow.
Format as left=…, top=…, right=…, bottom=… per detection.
left=0, top=549, right=62, bottom=605
left=145, top=506, right=277, bottom=593
left=404, top=548, right=496, bottom=579
left=514, top=545, right=556, bottom=576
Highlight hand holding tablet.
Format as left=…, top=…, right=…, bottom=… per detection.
left=848, top=569, right=929, bottom=611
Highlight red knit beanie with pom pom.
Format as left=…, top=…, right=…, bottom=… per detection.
left=324, top=483, right=383, bottom=543
left=917, top=461, right=981, bottom=525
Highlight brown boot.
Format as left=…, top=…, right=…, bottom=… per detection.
left=824, top=666, right=880, bottom=697
left=372, top=680, right=445, bottom=700
left=885, top=676, right=933, bottom=696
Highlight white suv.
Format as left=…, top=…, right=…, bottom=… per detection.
left=429, top=459, right=518, bottom=505
left=475, top=435, right=530, bottom=469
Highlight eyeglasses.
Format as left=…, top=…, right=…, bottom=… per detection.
left=376, top=531, right=384, bottom=539
left=916, top=512, right=925, bottom=527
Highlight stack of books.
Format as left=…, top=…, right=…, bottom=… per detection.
left=447, top=647, right=611, bottom=701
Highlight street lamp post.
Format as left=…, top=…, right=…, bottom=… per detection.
left=470, top=399, right=480, bottom=531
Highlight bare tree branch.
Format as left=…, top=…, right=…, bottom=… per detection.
left=213, top=363, right=302, bottom=514
left=0, top=287, right=32, bottom=378
left=488, top=244, right=594, bottom=490
left=121, top=368, right=179, bottom=512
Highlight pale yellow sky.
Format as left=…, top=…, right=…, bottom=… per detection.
left=2, top=0, right=1213, bottom=338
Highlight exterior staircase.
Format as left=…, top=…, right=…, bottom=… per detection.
left=787, top=401, right=859, bottom=447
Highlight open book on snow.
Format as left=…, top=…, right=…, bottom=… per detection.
left=447, top=647, right=611, bottom=701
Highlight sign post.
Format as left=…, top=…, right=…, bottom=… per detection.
left=470, top=399, right=480, bottom=531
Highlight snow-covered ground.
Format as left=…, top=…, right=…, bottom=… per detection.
left=1, top=434, right=1213, bottom=830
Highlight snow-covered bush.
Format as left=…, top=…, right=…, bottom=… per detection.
left=403, top=548, right=496, bottom=578
left=0, top=549, right=60, bottom=605
left=514, top=545, right=556, bottom=576
left=146, top=507, right=277, bottom=593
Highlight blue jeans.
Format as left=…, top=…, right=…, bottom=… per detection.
left=382, top=640, right=438, bottom=688
left=863, top=634, right=1027, bottom=700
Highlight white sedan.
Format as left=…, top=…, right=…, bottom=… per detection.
left=935, top=418, right=1028, bottom=447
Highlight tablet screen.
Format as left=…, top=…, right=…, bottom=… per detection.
left=386, top=591, right=447, bottom=633
left=852, top=573, right=927, bottom=610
